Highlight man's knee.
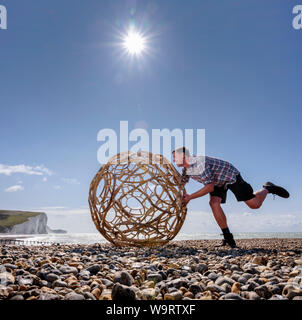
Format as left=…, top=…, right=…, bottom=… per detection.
left=209, top=197, right=222, bottom=207
left=245, top=198, right=262, bottom=209
left=247, top=202, right=261, bottom=209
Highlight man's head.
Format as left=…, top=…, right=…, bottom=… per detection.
left=172, top=146, right=191, bottom=167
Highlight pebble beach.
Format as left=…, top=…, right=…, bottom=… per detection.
left=1, top=238, right=302, bottom=301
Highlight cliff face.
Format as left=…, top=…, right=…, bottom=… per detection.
left=8, top=212, right=48, bottom=234
left=0, top=210, right=67, bottom=234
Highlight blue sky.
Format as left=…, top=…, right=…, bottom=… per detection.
left=0, top=0, right=301, bottom=233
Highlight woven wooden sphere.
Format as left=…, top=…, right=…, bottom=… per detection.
left=88, top=150, right=187, bottom=247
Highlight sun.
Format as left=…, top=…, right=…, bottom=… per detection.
left=113, top=24, right=158, bottom=64
left=123, top=30, right=146, bottom=56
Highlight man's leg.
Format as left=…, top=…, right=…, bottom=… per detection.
left=229, top=174, right=269, bottom=209
left=209, top=196, right=228, bottom=229
left=245, top=188, right=268, bottom=209
left=244, top=180, right=289, bottom=209
left=209, top=195, right=236, bottom=247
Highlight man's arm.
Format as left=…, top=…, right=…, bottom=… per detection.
left=189, top=182, right=215, bottom=199
left=182, top=182, right=215, bottom=205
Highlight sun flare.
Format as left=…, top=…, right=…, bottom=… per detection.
left=123, top=30, right=146, bottom=55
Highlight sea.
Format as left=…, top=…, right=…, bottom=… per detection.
left=1, top=232, right=302, bottom=245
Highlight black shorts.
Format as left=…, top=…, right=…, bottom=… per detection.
left=210, top=173, right=256, bottom=204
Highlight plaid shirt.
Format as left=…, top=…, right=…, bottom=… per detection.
left=181, top=155, right=240, bottom=189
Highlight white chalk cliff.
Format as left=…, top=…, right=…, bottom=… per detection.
left=8, top=212, right=48, bottom=234
left=0, top=211, right=67, bottom=234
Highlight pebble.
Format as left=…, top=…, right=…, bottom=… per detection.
left=231, top=282, right=241, bottom=294
left=0, top=239, right=301, bottom=300
left=99, top=278, right=113, bottom=288
left=188, top=283, right=203, bottom=295
left=220, top=283, right=231, bottom=293
left=91, top=288, right=101, bottom=299
left=266, top=284, right=281, bottom=295
left=45, top=273, right=59, bottom=282
left=206, top=284, right=224, bottom=293
left=215, top=276, right=235, bottom=286
left=220, top=293, right=244, bottom=300
left=53, top=280, right=67, bottom=288
left=79, top=270, right=90, bottom=280
left=64, top=292, right=85, bottom=300
left=184, top=291, right=195, bottom=299
left=169, top=278, right=189, bottom=289
left=147, top=273, right=162, bottom=283
left=207, top=272, right=219, bottom=281
left=164, top=290, right=183, bottom=300
left=99, top=289, right=112, bottom=300
left=39, top=293, right=60, bottom=300
left=269, top=294, right=288, bottom=300
left=246, top=291, right=261, bottom=300
left=0, top=272, right=15, bottom=285
left=59, top=266, right=78, bottom=276
left=113, top=271, right=134, bottom=286
left=3, top=264, right=18, bottom=271
left=254, top=284, right=272, bottom=299
left=196, top=264, right=208, bottom=274
left=10, top=294, right=24, bottom=300
left=111, top=283, right=136, bottom=301
left=282, top=284, right=302, bottom=299
left=86, top=264, right=101, bottom=275
left=83, top=292, right=97, bottom=300
left=17, top=276, right=33, bottom=286
left=141, top=288, right=157, bottom=300
left=251, top=256, right=267, bottom=265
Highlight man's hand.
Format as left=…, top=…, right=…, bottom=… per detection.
left=182, top=193, right=191, bottom=205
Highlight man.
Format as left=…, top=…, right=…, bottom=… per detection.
left=172, top=146, right=290, bottom=248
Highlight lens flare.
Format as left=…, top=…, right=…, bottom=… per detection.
left=123, top=30, right=146, bottom=56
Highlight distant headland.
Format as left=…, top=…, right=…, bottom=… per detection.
left=0, top=210, right=67, bottom=234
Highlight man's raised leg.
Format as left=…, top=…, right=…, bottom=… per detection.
left=245, top=182, right=290, bottom=209
left=245, top=188, right=268, bottom=209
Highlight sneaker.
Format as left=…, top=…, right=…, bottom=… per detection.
left=215, top=234, right=237, bottom=248
left=263, top=182, right=290, bottom=198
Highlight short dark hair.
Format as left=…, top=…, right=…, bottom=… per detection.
left=172, top=146, right=191, bottom=157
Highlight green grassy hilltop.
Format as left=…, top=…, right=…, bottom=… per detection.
left=0, top=210, right=42, bottom=232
